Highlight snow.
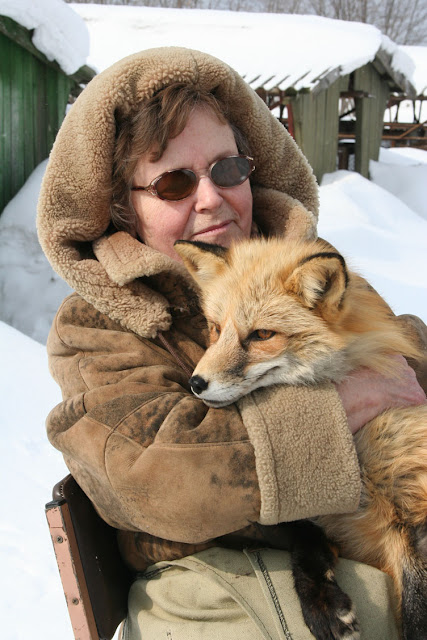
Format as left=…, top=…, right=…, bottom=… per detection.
left=0, top=321, right=71, bottom=639
left=318, top=168, right=427, bottom=322
left=401, top=45, right=427, bottom=95
left=1, top=3, right=427, bottom=639
left=0, top=0, right=89, bottom=75
left=0, top=160, right=72, bottom=344
left=370, top=149, right=427, bottom=222
left=388, top=46, right=427, bottom=122
left=70, top=3, right=414, bottom=92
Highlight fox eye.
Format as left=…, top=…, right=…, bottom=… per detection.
left=250, top=329, right=276, bottom=341
left=209, top=322, right=221, bottom=343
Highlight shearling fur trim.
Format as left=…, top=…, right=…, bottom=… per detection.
left=37, top=47, right=319, bottom=337
left=238, top=383, right=360, bottom=523
left=252, top=186, right=318, bottom=241
left=93, top=232, right=189, bottom=286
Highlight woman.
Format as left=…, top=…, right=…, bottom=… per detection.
left=38, top=47, right=425, bottom=639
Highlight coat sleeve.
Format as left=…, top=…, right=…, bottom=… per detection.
left=46, top=294, right=361, bottom=544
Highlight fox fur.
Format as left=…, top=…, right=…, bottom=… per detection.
left=175, top=236, right=427, bottom=640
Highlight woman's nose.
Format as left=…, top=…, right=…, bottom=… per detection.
left=193, top=176, right=223, bottom=213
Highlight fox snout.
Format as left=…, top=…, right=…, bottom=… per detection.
left=189, top=374, right=209, bottom=396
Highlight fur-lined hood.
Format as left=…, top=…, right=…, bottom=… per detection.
left=37, top=47, right=319, bottom=338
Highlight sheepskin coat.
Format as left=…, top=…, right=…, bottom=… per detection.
left=38, top=47, right=365, bottom=571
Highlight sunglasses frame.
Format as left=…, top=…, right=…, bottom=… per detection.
left=131, top=154, right=255, bottom=201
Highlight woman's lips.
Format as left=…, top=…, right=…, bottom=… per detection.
left=191, top=221, right=232, bottom=239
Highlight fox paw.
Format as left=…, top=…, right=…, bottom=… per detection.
left=300, top=580, right=360, bottom=640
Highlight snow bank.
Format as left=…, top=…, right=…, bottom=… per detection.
left=0, top=321, right=71, bottom=639
left=0, top=0, right=89, bottom=75
left=0, top=160, right=72, bottom=344
left=377, top=147, right=427, bottom=165
left=370, top=151, right=427, bottom=221
left=319, top=170, right=427, bottom=322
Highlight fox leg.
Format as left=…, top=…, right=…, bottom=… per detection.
left=353, top=519, right=427, bottom=640
left=317, top=405, right=427, bottom=639
left=401, top=521, right=427, bottom=640
left=353, top=405, right=427, bottom=639
left=290, top=520, right=360, bottom=640
left=255, top=521, right=359, bottom=639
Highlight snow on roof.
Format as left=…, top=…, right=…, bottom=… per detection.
left=0, top=0, right=89, bottom=75
left=401, top=46, right=427, bottom=95
left=72, top=3, right=416, bottom=94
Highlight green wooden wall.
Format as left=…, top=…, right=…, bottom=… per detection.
left=288, top=64, right=391, bottom=183
left=353, top=65, right=391, bottom=177
left=0, top=17, right=73, bottom=213
left=291, top=80, right=341, bottom=184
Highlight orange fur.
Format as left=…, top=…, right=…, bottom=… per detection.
left=176, top=236, right=427, bottom=629
left=176, top=237, right=420, bottom=403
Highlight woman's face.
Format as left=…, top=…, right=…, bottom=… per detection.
left=131, top=108, right=253, bottom=261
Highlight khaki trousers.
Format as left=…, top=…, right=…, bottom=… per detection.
left=124, top=547, right=400, bottom=640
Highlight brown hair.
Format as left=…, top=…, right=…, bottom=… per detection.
left=110, top=83, right=251, bottom=235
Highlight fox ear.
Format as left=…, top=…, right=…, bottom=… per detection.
left=174, top=241, right=228, bottom=285
left=286, top=251, right=349, bottom=320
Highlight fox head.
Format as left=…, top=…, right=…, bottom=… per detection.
left=175, top=237, right=417, bottom=407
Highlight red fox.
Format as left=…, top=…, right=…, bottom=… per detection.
left=175, top=236, right=427, bottom=640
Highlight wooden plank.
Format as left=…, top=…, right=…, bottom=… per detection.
left=10, top=40, right=26, bottom=194
left=44, top=67, right=70, bottom=161
left=291, top=96, right=302, bottom=151
left=46, top=67, right=57, bottom=154
left=56, top=73, right=71, bottom=141
left=300, top=93, right=317, bottom=176
left=0, top=28, right=72, bottom=213
left=45, top=503, right=99, bottom=640
left=0, top=32, right=13, bottom=211
left=354, top=66, right=370, bottom=177
left=375, top=79, right=390, bottom=160
left=307, top=93, right=318, bottom=177
left=364, top=65, right=374, bottom=162
left=368, top=65, right=380, bottom=160
left=313, top=91, right=327, bottom=180
left=23, top=53, right=36, bottom=177
left=324, top=81, right=340, bottom=176
left=304, top=93, right=313, bottom=161
left=291, top=93, right=306, bottom=155
left=339, top=75, right=350, bottom=93
left=353, top=63, right=391, bottom=175
left=37, top=65, right=48, bottom=160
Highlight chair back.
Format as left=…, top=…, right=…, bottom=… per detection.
left=46, top=475, right=133, bottom=640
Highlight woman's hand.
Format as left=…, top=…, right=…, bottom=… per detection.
left=335, top=355, right=426, bottom=435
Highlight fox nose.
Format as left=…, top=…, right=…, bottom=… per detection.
left=189, top=375, right=209, bottom=395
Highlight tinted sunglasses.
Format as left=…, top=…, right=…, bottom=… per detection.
left=131, top=154, right=255, bottom=202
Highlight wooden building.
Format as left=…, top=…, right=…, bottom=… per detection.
left=0, top=16, right=95, bottom=212
left=253, top=48, right=416, bottom=183
left=1, top=6, right=419, bottom=202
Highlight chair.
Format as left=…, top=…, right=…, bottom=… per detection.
left=45, top=475, right=133, bottom=640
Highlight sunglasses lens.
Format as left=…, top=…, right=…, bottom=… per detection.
left=156, top=169, right=196, bottom=201
left=211, top=156, right=252, bottom=188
